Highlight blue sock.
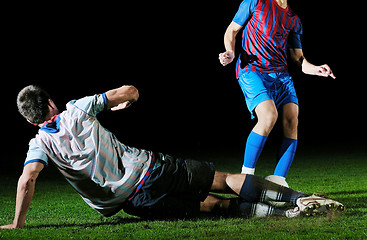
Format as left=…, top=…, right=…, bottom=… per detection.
left=274, top=138, right=298, bottom=178
left=242, top=131, right=267, bottom=174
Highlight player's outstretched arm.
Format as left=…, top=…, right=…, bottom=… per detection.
left=302, top=60, right=336, bottom=79
left=105, top=85, right=139, bottom=111
left=0, top=162, right=44, bottom=229
left=289, top=48, right=336, bottom=79
left=219, top=21, right=243, bottom=66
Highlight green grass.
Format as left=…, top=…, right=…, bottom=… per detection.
left=1, top=146, right=366, bottom=239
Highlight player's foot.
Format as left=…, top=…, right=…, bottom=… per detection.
left=296, top=194, right=345, bottom=217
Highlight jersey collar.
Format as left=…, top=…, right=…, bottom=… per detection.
left=40, top=114, right=61, bottom=133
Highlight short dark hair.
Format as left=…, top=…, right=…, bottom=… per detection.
left=17, top=85, right=51, bottom=124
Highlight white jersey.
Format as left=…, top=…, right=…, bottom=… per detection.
left=25, top=93, right=154, bottom=216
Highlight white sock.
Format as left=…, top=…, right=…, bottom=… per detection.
left=251, top=202, right=274, bottom=217
left=241, top=165, right=255, bottom=175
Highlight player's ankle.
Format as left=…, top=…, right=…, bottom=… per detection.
left=241, top=166, right=255, bottom=175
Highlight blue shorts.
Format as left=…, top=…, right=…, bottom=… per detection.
left=238, top=71, right=298, bottom=119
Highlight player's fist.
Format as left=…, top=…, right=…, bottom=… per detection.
left=219, top=51, right=234, bottom=66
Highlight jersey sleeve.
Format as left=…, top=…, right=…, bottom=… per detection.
left=232, top=0, right=257, bottom=26
left=24, top=138, right=48, bottom=167
left=68, top=93, right=108, bottom=118
left=287, top=19, right=303, bottom=49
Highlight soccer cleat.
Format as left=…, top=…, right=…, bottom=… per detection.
left=285, top=206, right=301, bottom=218
left=296, top=194, right=345, bottom=216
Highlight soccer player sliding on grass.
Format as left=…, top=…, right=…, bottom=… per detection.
left=219, top=0, right=336, bottom=183
left=1, top=85, right=343, bottom=229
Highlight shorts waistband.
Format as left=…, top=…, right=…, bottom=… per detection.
left=128, top=152, right=159, bottom=201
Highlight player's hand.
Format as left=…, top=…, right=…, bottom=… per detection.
left=0, top=223, right=19, bottom=229
left=315, top=64, right=336, bottom=79
left=219, top=51, right=235, bottom=66
left=110, top=101, right=132, bottom=111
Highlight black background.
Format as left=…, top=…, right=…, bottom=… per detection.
left=2, top=0, right=365, bottom=168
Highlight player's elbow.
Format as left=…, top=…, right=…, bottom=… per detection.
left=224, top=28, right=235, bottom=40
left=289, top=48, right=304, bottom=67
left=129, top=86, right=139, bottom=100
left=123, top=85, right=139, bottom=102
left=18, top=174, right=37, bottom=192
left=18, top=164, right=42, bottom=191
left=114, top=85, right=139, bottom=103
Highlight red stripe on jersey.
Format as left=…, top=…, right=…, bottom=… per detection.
left=235, top=0, right=302, bottom=77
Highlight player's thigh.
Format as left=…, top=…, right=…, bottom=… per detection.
left=238, top=72, right=273, bottom=118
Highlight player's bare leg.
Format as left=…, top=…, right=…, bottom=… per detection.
left=281, top=102, right=299, bottom=139
left=253, top=100, right=278, bottom=136
left=242, top=100, right=277, bottom=174
left=210, top=172, right=304, bottom=203
left=199, top=172, right=242, bottom=214
left=205, top=172, right=305, bottom=217
left=210, top=171, right=245, bottom=193
left=204, top=172, right=344, bottom=218
left=200, top=195, right=231, bottom=213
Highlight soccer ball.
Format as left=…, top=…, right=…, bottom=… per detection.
left=264, top=175, right=289, bottom=207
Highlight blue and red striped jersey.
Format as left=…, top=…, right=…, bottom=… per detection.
left=233, top=0, right=303, bottom=77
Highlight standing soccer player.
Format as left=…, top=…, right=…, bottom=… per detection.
left=219, top=0, right=335, bottom=181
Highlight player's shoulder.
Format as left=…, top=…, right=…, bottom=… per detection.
left=287, top=6, right=300, bottom=19
left=66, top=94, right=107, bottom=118
left=239, top=0, right=260, bottom=7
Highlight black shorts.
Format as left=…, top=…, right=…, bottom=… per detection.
left=122, top=153, right=215, bottom=219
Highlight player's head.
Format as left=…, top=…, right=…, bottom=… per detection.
left=17, top=85, right=58, bottom=125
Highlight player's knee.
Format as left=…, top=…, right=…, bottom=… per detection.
left=260, top=111, right=278, bottom=131
left=225, top=174, right=247, bottom=194
left=212, top=172, right=230, bottom=191
left=283, top=115, right=298, bottom=131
